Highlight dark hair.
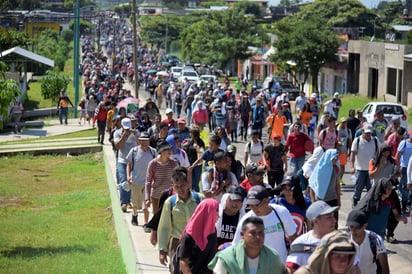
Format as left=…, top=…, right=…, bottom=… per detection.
left=397, top=127, right=406, bottom=135
left=209, top=134, right=222, bottom=146
left=171, top=167, right=188, bottom=183
left=214, top=151, right=227, bottom=162
left=159, top=122, right=168, bottom=130
left=280, top=173, right=307, bottom=210
left=190, top=128, right=201, bottom=140
left=241, top=216, right=264, bottom=231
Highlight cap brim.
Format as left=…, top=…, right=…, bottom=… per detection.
left=345, top=220, right=362, bottom=229
left=139, top=138, right=150, bottom=141
left=320, top=206, right=339, bottom=217
left=229, top=194, right=243, bottom=201
left=246, top=198, right=261, bottom=206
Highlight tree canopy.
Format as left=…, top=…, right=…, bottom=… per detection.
left=271, top=15, right=340, bottom=91
left=296, top=0, right=378, bottom=36
left=0, top=61, right=21, bottom=130
left=41, top=70, right=70, bottom=105
left=180, top=9, right=264, bottom=68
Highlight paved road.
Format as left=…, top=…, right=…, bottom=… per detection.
left=1, top=82, right=411, bottom=273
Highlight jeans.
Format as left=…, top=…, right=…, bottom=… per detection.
left=186, top=108, right=192, bottom=127
left=353, top=170, right=371, bottom=203
left=215, top=117, right=226, bottom=128
left=191, top=165, right=202, bottom=192
left=289, top=156, right=305, bottom=174
left=399, top=167, right=412, bottom=204
left=116, top=161, right=131, bottom=205
left=58, top=107, right=69, bottom=125
left=252, top=122, right=263, bottom=139
left=97, top=120, right=106, bottom=143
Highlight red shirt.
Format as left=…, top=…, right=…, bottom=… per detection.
left=285, top=132, right=310, bottom=158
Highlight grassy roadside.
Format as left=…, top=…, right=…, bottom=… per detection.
left=0, top=153, right=125, bottom=273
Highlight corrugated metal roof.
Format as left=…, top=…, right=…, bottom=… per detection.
left=0, top=47, right=54, bottom=67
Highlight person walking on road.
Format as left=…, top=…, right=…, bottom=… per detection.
left=57, top=91, right=74, bottom=125
left=350, top=125, right=380, bottom=207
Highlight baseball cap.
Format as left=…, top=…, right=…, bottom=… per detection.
left=363, top=125, right=373, bottom=134
left=177, top=118, right=186, bottom=124
left=165, top=108, right=173, bottom=114
left=245, top=163, right=266, bottom=175
left=157, top=140, right=172, bottom=153
left=228, top=186, right=246, bottom=202
left=251, top=130, right=260, bottom=136
left=227, top=144, right=237, bottom=153
left=323, top=111, right=330, bottom=116
left=346, top=209, right=368, bottom=229
left=334, top=92, right=340, bottom=97
left=246, top=185, right=269, bottom=205
left=306, top=200, right=338, bottom=221
left=273, top=134, right=281, bottom=140
left=138, top=131, right=150, bottom=140
left=340, top=117, right=348, bottom=123
left=121, top=118, right=131, bottom=130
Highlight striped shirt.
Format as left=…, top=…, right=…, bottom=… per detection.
left=145, top=158, right=177, bottom=200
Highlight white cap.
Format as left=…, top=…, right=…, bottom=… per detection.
left=121, top=118, right=132, bottom=129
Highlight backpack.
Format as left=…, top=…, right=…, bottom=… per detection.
left=181, top=139, right=199, bottom=165
left=271, top=206, right=290, bottom=250
left=320, top=128, right=339, bottom=148
left=170, top=191, right=201, bottom=210
left=354, top=135, right=378, bottom=154
left=131, top=146, right=156, bottom=172
left=247, top=140, right=264, bottom=154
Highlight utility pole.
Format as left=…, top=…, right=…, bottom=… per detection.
left=73, top=0, right=80, bottom=118
left=132, top=0, right=139, bottom=98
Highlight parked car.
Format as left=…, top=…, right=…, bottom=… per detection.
left=171, top=66, right=183, bottom=79
left=262, top=76, right=300, bottom=100
left=362, top=102, right=408, bottom=128
left=179, top=70, right=199, bottom=83
left=199, top=75, right=217, bottom=83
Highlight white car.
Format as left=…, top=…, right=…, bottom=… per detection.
left=179, top=70, right=199, bottom=82
left=199, top=75, right=217, bottom=83
left=171, top=66, right=183, bottom=79
left=362, top=102, right=408, bottom=128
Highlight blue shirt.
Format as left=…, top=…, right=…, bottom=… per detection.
left=397, top=139, right=412, bottom=167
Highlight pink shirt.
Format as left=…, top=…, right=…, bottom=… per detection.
left=386, top=131, right=400, bottom=157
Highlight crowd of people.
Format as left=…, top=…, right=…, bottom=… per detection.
left=73, top=13, right=412, bottom=274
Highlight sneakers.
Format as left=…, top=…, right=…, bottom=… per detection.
left=143, top=224, right=151, bottom=233
left=386, top=236, right=397, bottom=243
left=340, top=179, right=345, bottom=186
left=127, top=203, right=133, bottom=209
left=131, top=214, right=138, bottom=226
left=121, top=204, right=127, bottom=212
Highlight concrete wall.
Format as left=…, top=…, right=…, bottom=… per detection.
left=348, top=40, right=412, bottom=104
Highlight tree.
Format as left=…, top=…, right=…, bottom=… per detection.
left=180, top=9, right=263, bottom=68
left=36, top=29, right=71, bottom=71
left=271, top=15, right=340, bottom=92
left=233, top=1, right=265, bottom=17
left=0, top=29, right=32, bottom=50
left=296, top=0, right=379, bottom=36
left=0, top=61, right=21, bottom=130
left=40, top=70, right=70, bottom=107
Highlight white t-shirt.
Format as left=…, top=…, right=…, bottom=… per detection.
left=351, top=135, right=379, bottom=171
left=350, top=230, right=386, bottom=274
left=246, top=141, right=264, bottom=165
left=201, top=170, right=238, bottom=202
left=213, top=256, right=259, bottom=274
left=286, top=230, right=321, bottom=269
left=232, top=204, right=297, bottom=262
left=170, top=149, right=190, bottom=167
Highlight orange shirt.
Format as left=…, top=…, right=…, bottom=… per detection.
left=299, top=111, right=312, bottom=127
left=268, top=114, right=288, bottom=139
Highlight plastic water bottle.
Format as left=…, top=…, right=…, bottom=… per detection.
left=350, top=175, right=356, bottom=184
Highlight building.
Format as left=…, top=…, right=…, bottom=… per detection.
left=347, top=40, right=412, bottom=105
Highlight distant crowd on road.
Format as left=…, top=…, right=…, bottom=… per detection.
left=72, top=13, right=412, bottom=274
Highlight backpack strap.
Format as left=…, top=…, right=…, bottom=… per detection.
left=170, top=191, right=201, bottom=210
left=271, top=206, right=286, bottom=240
left=368, top=231, right=378, bottom=263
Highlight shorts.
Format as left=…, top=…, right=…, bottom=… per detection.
left=130, top=184, right=145, bottom=210
left=339, top=153, right=347, bottom=166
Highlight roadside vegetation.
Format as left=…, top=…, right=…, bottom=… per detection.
left=0, top=152, right=126, bottom=273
